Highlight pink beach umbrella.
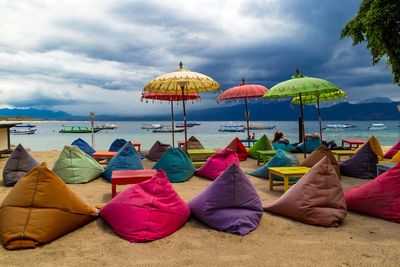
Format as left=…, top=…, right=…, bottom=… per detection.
left=217, top=78, right=268, bottom=147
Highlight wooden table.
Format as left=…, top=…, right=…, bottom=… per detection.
left=269, top=166, right=310, bottom=192
left=331, top=150, right=356, bottom=161
left=341, top=139, right=365, bottom=150
left=187, top=149, right=216, bottom=166
left=178, top=140, right=185, bottom=149
left=256, top=150, right=276, bottom=165
left=111, top=169, right=156, bottom=198
left=93, top=151, right=117, bottom=161
left=376, top=162, right=396, bottom=176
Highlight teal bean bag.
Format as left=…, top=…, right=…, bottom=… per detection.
left=153, top=148, right=195, bottom=183
left=247, top=149, right=300, bottom=179
left=247, top=135, right=274, bottom=162
left=53, top=145, right=104, bottom=184
left=297, top=138, right=323, bottom=154
left=103, top=142, right=143, bottom=182
left=272, top=141, right=294, bottom=152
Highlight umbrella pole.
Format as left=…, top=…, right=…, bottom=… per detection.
left=299, top=93, right=306, bottom=159
left=244, top=97, right=251, bottom=147
left=181, top=86, right=188, bottom=152
left=317, top=99, right=323, bottom=141
left=170, top=100, right=175, bottom=147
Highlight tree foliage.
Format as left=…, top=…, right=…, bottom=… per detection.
left=341, top=0, right=400, bottom=85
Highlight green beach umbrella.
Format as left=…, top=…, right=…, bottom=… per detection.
left=263, top=69, right=340, bottom=158
left=291, top=89, right=347, bottom=140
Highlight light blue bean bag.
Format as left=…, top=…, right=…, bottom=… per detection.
left=297, top=138, right=323, bottom=154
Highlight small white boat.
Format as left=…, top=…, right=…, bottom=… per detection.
left=153, top=127, right=184, bottom=133
left=141, top=124, right=163, bottom=130
left=324, top=124, right=346, bottom=131
left=246, top=123, right=276, bottom=130
left=10, top=128, right=37, bottom=135
left=219, top=123, right=246, bottom=132
left=94, top=123, right=118, bottom=130
left=368, top=123, right=387, bottom=130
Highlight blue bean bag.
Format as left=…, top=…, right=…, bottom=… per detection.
left=297, top=138, right=322, bottom=154
left=109, top=139, right=128, bottom=152
left=153, top=148, right=195, bottom=183
left=188, top=163, right=263, bottom=235
left=71, top=138, right=95, bottom=156
left=103, top=142, right=143, bottom=182
left=273, top=141, right=294, bottom=152
left=247, top=149, right=300, bottom=179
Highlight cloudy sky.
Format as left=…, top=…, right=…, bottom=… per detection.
left=0, top=0, right=398, bottom=116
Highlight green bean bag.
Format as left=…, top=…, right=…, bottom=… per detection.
left=52, top=146, right=104, bottom=184
left=153, top=148, right=195, bottom=183
left=247, top=135, right=274, bottom=162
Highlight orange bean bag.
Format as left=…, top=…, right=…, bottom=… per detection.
left=0, top=163, right=97, bottom=250
left=301, top=145, right=340, bottom=177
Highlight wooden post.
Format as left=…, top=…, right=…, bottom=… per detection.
left=170, top=101, right=175, bottom=147
left=244, top=97, right=251, bottom=147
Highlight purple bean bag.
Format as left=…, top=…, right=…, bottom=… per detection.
left=188, top=163, right=263, bottom=235
left=146, top=141, right=171, bottom=162
left=195, top=149, right=240, bottom=180
left=264, top=157, right=347, bottom=227
left=340, top=142, right=378, bottom=179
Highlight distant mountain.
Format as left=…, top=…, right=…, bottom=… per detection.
left=356, top=97, right=394, bottom=104
left=0, top=101, right=399, bottom=121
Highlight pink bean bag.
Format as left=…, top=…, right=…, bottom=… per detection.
left=384, top=140, right=400, bottom=159
left=99, top=170, right=190, bottom=242
left=195, top=149, right=240, bottom=180
left=345, top=162, right=400, bottom=223
left=225, top=138, right=248, bottom=161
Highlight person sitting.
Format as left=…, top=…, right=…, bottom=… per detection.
left=272, top=130, right=294, bottom=152
left=296, top=132, right=323, bottom=154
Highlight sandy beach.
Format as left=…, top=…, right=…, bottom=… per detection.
left=0, top=150, right=399, bottom=266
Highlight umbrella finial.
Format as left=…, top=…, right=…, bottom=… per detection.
left=179, top=61, right=183, bottom=69
left=292, top=68, right=304, bottom=78
left=241, top=78, right=246, bottom=85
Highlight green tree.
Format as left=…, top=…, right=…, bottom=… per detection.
left=341, top=0, right=400, bottom=85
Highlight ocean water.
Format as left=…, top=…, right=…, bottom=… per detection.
left=10, top=120, right=400, bottom=151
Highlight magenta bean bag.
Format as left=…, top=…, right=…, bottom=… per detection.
left=188, top=163, right=263, bottom=235
left=99, top=170, right=190, bottom=242
left=195, top=149, right=240, bottom=180
left=225, top=137, right=248, bottom=161
left=345, top=162, right=400, bottom=223
left=384, top=140, right=400, bottom=159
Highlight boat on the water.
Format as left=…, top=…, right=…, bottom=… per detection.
left=10, top=128, right=37, bottom=135
left=153, top=127, right=185, bottom=133
left=246, top=123, right=276, bottom=130
left=219, top=123, right=246, bottom=132
left=141, top=124, right=163, bottom=130
left=324, top=124, right=346, bottom=131
left=176, top=122, right=201, bottom=128
left=368, top=123, right=387, bottom=130
left=14, top=123, right=36, bottom=128
left=59, top=126, right=101, bottom=133
left=94, top=123, right=118, bottom=130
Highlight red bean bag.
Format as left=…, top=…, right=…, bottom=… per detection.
left=384, top=140, right=400, bottom=159
left=345, top=162, right=400, bottom=223
left=99, top=170, right=190, bottom=242
left=264, top=157, right=347, bottom=227
left=195, top=149, right=239, bottom=180
left=225, top=137, right=248, bottom=161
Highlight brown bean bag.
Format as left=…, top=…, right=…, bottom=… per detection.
left=0, top=163, right=97, bottom=250
left=301, top=145, right=340, bottom=177
left=146, top=141, right=171, bottom=162
left=183, top=136, right=205, bottom=150
left=264, top=156, right=347, bottom=227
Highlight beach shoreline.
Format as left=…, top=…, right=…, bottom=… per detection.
left=0, top=150, right=399, bottom=266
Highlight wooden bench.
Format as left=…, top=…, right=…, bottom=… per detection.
left=331, top=150, right=356, bottom=162
left=93, top=151, right=117, bottom=161
left=376, top=162, right=396, bottom=176
left=256, top=150, right=276, bottom=165
left=130, top=141, right=142, bottom=152
left=111, top=169, right=156, bottom=198
left=268, top=166, right=310, bottom=192
left=240, top=138, right=257, bottom=147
